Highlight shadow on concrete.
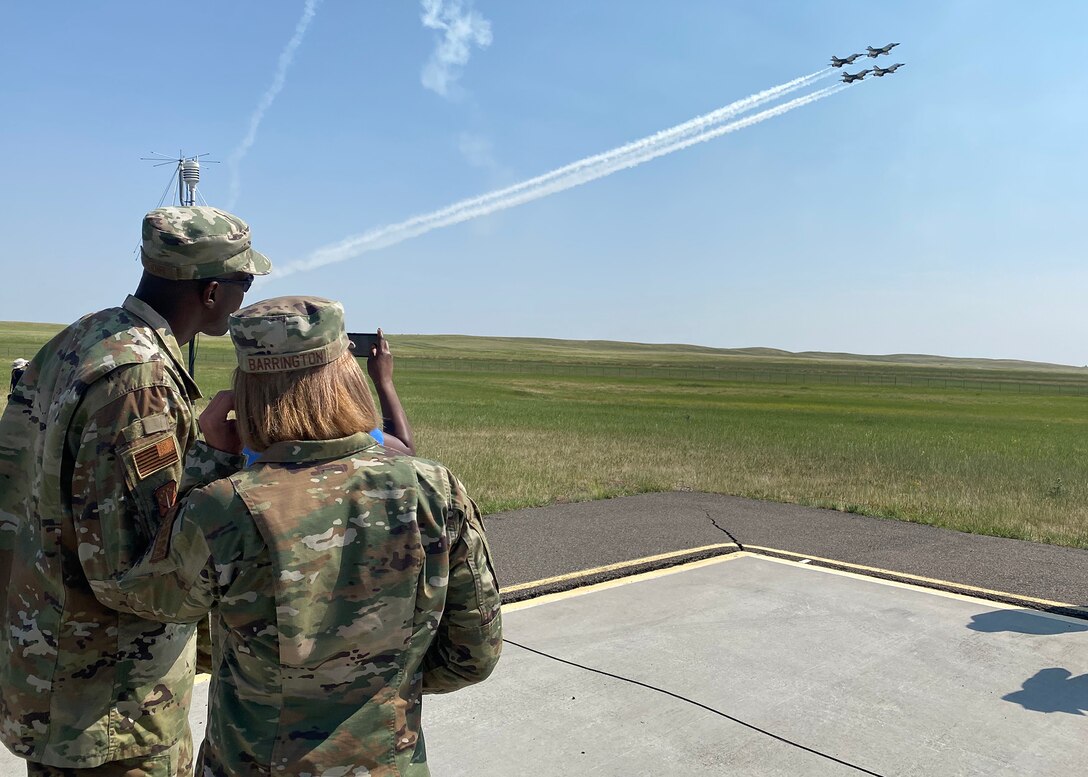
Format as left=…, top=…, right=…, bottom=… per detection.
left=1003, top=668, right=1088, bottom=715
left=967, top=609, right=1088, bottom=636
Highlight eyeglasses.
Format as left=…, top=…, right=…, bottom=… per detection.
left=211, top=276, right=254, bottom=293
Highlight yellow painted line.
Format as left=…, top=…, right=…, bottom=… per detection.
left=744, top=544, right=1087, bottom=615
left=502, top=542, right=737, bottom=593
left=195, top=672, right=211, bottom=686
left=192, top=549, right=1086, bottom=678
left=751, top=555, right=1088, bottom=625
left=504, top=553, right=751, bottom=613
left=505, top=550, right=1088, bottom=626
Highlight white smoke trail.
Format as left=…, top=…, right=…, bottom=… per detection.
left=333, top=68, right=829, bottom=246
left=406, top=68, right=831, bottom=229
left=420, top=0, right=493, bottom=97
left=275, top=81, right=844, bottom=278
left=227, top=0, right=322, bottom=209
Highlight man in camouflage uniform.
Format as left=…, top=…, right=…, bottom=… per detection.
left=0, top=207, right=271, bottom=775
left=94, top=296, right=503, bottom=776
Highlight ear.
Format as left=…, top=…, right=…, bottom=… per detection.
left=200, top=280, right=220, bottom=308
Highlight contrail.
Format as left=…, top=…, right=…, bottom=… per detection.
left=227, top=0, right=322, bottom=209
left=446, top=68, right=830, bottom=224
left=275, top=79, right=844, bottom=278
left=419, top=68, right=832, bottom=218
left=420, top=0, right=493, bottom=98
left=315, top=69, right=829, bottom=246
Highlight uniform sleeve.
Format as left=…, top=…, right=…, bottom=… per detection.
left=182, top=438, right=248, bottom=494
left=71, top=372, right=243, bottom=612
left=0, top=392, right=34, bottom=594
left=88, top=485, right=244, bottom=624
left=421, top=471, right=503, bottom=693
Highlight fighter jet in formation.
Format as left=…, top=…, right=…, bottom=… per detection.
left=871, top=63, right=905, bottom=77
left=830, top=53, right=862, bottom=67
left=840, top=69, right=872, bottom=84
left=866, top=43, right=900, bottom=57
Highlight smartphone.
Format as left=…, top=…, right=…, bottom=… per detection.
left=347, top=332, right=380, bottom=355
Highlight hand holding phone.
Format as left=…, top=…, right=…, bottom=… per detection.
left=347, top=332, right=380, bottom=355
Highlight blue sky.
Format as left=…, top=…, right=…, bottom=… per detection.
left=2, top=1, right=1085, bottom=364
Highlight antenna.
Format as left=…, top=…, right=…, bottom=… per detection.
left=140, top=151, right=220, bottom=207
left=139, top=150, right=222, bottom=377
left=180, top=159, right=201, bottom=205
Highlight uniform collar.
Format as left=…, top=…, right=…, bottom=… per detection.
left=258, top=433, right=379, bottom=464
left=122, top=295, right=201, bottom=400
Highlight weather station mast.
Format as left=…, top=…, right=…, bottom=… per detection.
left=140, top=151, right=219, bottom=377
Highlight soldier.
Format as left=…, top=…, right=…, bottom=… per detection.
left=9, top=358, right=28, bottom=395
left=95, top=296, right=503, bottom=776
left=0, top=207, right=271, bottom=776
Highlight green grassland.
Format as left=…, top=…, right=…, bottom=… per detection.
left=4, top=322, right=1087, bottom=547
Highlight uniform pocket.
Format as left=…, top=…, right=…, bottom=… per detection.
left=463, top=508, right=501, bottom=625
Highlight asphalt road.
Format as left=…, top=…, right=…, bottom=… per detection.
left=483, top=491, right=1088, bottom=611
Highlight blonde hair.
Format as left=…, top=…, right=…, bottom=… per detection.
left=234, top=352, right=379, bottom=451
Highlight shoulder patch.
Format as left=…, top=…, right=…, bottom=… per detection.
left=155, top=480, right=178, bottom=517
left=132, top=437, right=181, bottom=479
left=150, top=496, right=182, bottom=564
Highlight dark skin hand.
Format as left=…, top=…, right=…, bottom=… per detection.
left=198, top=390, right=243, bottom=454
left=367, top=329, right=415, bottom=456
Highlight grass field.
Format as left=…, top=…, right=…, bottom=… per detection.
left=4, top=322, right=1087, bottom=548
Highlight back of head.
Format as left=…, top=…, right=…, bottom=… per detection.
left=141, top=206, right=272, bottom=281
left=229, top=296, right=378, bottom=451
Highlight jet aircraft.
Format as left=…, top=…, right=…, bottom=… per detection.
left=866, top=43, right=900, bottom=57
left=830, top=53, right=862, bottom=67
left=841, top=69, right=871, bottom=84
left=871, top=63, right=905, bottom=77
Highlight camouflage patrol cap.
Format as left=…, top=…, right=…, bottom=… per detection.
left=141, top=206, right=272, bottom=281
left=230, top=296, right=350, bottom=374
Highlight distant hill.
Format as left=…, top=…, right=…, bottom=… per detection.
left=718, top=346, right=1085, bottom=373
left=2, top=321, right=1084, bottom=376
left=385, top=334, right=1085, bottom=374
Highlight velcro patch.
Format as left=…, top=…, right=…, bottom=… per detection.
left=132, top=437, right=180, bottom=480
left=142, top=413, right=172, bottom=435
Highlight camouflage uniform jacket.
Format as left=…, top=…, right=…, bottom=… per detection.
left=95, top=432, right=504, bottom=777
left=0, top=296, right=244, bottom=767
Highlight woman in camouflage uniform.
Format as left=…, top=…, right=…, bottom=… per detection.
left=96, top=296, right=503, bottom=777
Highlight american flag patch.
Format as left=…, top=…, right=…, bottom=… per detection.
left=132, top=437, right=180, bottom=479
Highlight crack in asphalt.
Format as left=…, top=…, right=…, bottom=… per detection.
left=706, top=510, right=744, bottom=550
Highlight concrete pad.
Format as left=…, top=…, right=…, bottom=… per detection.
left=2, top=554, right=1084, bottom=776
left=424, top=555, right=1088, bottom=776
